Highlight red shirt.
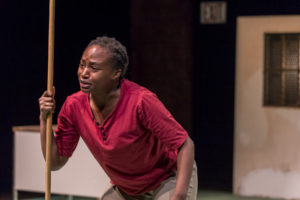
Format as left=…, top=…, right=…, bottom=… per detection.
left=55, top=79, right=188, bottom=195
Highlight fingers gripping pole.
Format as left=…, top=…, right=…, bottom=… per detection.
left=46, top=0, right=55, bottom=199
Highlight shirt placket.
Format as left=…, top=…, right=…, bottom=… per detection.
left=100, top=126, right=107, bottom=141
left=96, top=122, right=107, bottom=141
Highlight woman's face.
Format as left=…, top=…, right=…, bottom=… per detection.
left=77, top=45, right=121, bottom=94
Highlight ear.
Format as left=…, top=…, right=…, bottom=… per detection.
left=112, top=68, right=122, bottom=81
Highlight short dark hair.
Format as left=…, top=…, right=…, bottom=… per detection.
left=87, top=36, right=129, bottom=78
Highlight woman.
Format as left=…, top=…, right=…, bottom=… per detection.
left=39, top=36, right=198, bottom=200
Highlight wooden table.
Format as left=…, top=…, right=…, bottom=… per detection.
left=12, top=125, right=110, bottom=199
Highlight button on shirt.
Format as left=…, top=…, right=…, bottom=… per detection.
left=55, top=79, right=188, bottom=195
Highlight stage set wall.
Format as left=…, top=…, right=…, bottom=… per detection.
left=234, top=15, right=300, bottom=199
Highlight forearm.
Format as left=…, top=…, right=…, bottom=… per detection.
left=40, top=116, right=67, bottom=170
left=173, top=136, right=195, bottom=199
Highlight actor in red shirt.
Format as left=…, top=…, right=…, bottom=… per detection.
left=39, top=36, right=197, bottom=200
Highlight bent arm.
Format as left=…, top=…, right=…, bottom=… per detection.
left=172, top=136, right=195, bottom=200
left=39, top=88, right=68, bottom=171
left=40, top=116, right=68, bottom=171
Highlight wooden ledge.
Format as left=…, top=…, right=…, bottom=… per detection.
left=12, top=125, right=57, bottom=133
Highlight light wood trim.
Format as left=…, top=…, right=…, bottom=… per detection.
left=12, top=125, right=57, bottom=133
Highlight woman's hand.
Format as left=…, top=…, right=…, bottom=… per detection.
left=39, top=86, right=56, bottom=121
left=170, top=193, right=186, bottom=200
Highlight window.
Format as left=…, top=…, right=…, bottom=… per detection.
left=264, top=33, right=300, bottom=107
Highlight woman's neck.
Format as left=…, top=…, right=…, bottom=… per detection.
left=90, top=87, right=120, bottom=110
left=90, top=79, right=121, bottom=110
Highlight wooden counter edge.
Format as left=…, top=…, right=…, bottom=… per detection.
left=12, top=125, right=57, bottom=133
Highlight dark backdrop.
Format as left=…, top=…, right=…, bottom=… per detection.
left=0, top=0, right=130, bottom=191
left=1, top=0, right=300, bottom=194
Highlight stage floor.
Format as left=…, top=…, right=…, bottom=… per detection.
left=5, top=190, right=276, bottom=200
left=198, top=190, right=274, bottom=200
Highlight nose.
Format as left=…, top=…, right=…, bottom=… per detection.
left=80, top=66, right=90, bottom=78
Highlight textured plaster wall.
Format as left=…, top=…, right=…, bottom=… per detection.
left=234, top=16, right=300, bottom=199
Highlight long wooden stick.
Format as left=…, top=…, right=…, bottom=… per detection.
left=46, top=0, right=55, bottom=199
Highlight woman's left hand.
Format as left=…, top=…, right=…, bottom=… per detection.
left=170, top=193, right=186, bottom=200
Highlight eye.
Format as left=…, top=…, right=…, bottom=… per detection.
left=79, top=63, right=85, bottom=68
left=90, top=65, right=101, bottom=71
left=90, top=65, right=97, bottom=70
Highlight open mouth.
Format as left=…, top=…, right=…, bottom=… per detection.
left=80, top=80, right=92, bottom=89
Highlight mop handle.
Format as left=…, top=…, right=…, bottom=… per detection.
left=46, top=0, right=55, bottom=199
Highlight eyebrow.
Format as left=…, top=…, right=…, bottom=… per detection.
left=89, top=62, right=99, bottom=65
left=80, top=60, right=100, bottom=66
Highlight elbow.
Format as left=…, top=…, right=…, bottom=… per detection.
left=51, top=164, right=63, bottom=171
left=184, top=136, right=195, bottom=160
left=179, top=136, right=195, bottom=156
left=51, top=156, right=68, bottom=171
left=186, top=136, right=195, bottom=152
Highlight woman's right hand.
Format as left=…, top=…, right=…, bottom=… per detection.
left=39, top=87, right=56, bottom=121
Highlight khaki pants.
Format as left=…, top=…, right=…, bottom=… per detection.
left=101, top=162, right=198, bottom=200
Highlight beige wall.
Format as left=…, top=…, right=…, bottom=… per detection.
left=234, top=16, right=300, bottom=199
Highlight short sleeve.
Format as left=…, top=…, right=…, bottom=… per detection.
left=138, top=92, right=188, bottom=151
left=55, top=97, right=80, bottom=157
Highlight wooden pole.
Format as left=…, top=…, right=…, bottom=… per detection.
left=46, top=0, right=55, bottom=199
